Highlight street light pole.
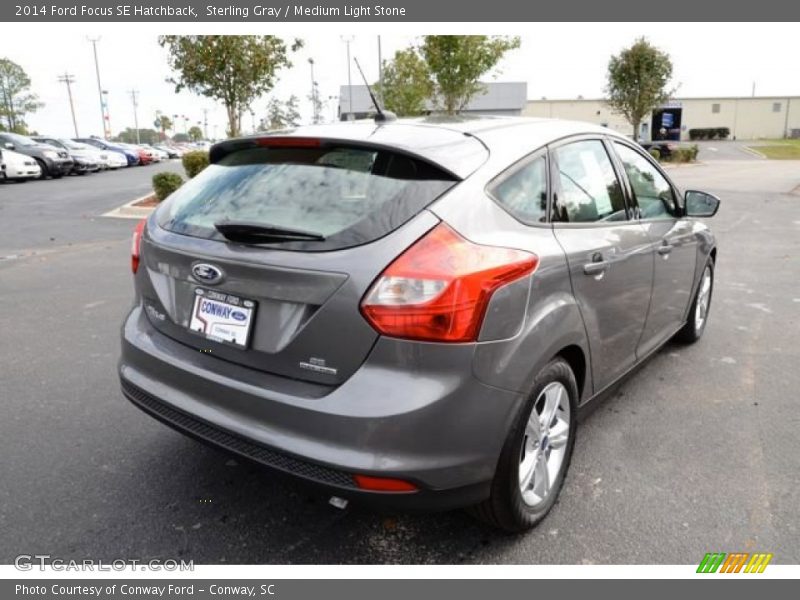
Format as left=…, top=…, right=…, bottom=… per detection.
left=87, top=36, right=108, bottom=139
left=57, top=72, right=79, bottom=137
left=129, top=89, right=140, bottom=144
left=341, top=36, right=354, bottom=121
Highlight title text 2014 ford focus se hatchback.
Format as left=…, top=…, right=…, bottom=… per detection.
left=119, top=117, right=720, bottom=531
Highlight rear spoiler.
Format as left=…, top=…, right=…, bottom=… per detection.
left=209, top=129, right=488, bottom=180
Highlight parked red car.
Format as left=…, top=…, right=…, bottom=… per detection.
left=117, top=143, right=153, bottom=165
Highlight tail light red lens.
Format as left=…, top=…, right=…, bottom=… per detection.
left=354, top=475, right=418, bottom=492
left=131, top=219, right=146, bottom=274
left=360, top=223, right=538, bottom=343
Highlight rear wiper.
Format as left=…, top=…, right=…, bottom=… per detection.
left=214, top=220, right=326, bottom=243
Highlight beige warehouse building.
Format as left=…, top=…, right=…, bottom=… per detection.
left=524, top=96, right=800, bottom=141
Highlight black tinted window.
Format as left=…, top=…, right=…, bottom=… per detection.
left=491, top=155, right=547, bottom=224
left=157, top=145, right=456, bottom=251
left=614, top=143, right=679, bottom=220
left=553, top=140, right=627, bottom=223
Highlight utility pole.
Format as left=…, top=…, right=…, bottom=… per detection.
left=57, top=72, right=79, bottom=137
left=129, top=89, right=140, bottom=144
left=341, top=36, right=354, bottom=121
left=308, top=58, right=318, bottom=124
left=87, top=36, right=108, bottom=138
left=202, top=108, right=209, bottom=139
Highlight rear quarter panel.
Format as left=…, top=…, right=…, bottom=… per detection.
left=429, top=175, right=592, bottom=402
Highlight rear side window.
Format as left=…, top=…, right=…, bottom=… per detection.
left=156, top=145, right=457, bottom=251
left=491, top=155, right=548, bottom=224
left=552, top=140, right=627, bottom=223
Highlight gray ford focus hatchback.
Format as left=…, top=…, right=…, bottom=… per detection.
left=120, top=117, right=719, bottom=531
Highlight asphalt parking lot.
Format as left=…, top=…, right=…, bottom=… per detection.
left=1, top=156, right=798, bottom=565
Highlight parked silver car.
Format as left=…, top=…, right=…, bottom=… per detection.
left=120, top=117, right=719, bottom=531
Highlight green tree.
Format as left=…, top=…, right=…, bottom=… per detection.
left=188, top=125, right=203, bottom=141
left=605, top=38, right=675, bottom=139
left=262, top=95, right=301, bottom=130
left=159, top=35, right=302, bottom=137
left=377, top=48, right=433, bottom=117
left=0, top=58, right=42, bottom=133
left=154, top=114, right=173, bottom=139
left=420, top=36, right=520, bottom=115
left=115, top=128, right=160, bottom=144
left=172, top=132, right=190, bottom=143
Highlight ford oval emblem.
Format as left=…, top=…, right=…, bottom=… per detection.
left=191, top=263, right=224, bottom=285
left=231, top=310, right=247, bottom=321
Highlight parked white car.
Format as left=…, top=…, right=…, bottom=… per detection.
left=62, top=139, right=126, bottom=170
left=0, top=148, right=42, bottom=181
left=78, top=141, right=127, bottom=169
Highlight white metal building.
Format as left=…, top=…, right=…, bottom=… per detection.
left=524, top=96, right=800, bottom=141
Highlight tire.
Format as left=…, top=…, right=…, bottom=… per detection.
left=469, top=358, right=578, bottom=532
left=34, top=158, right=48, bottom=179
left=674, top=259, right=714, bottom=344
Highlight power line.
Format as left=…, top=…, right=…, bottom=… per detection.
left=57, top=72, right=79, bottom=137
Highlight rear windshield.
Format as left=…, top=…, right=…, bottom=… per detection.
left=156, top=145, right=457, bottom=251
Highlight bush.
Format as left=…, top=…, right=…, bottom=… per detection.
left=688, top=127, right=730, bottom=141
left=669, top=145, right=699, bottom=163
left=152, top=172, right=184, bottom=201
left=648, top=148, right=661, bottom=161
left=182, top=150, right=209, bottom=178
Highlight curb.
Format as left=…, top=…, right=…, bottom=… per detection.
left=102, top=193, right=156, bottom=219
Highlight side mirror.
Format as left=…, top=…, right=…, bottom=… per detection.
left=4, top=142, right=15, bottom=150
left=685, top=190, right=720, bottom=218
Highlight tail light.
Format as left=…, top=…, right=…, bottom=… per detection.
left=360, top=223, right=538, bottom=343
left=256, top=136, right=321, bottom=148
left=131, top=219, right=146, bottom=274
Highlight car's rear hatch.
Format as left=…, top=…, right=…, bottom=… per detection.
left=137, top=130, right=488, bottom=386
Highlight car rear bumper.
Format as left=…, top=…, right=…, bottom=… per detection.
left=119, top=304, right=524, bottom=509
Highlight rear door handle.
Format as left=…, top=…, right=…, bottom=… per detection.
left=583, top=261, right=609, bottom=276
left=658, top=243, right=673, bottom=256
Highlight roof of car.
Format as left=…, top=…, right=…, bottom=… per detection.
left=212, top=116, right=621, bottom=179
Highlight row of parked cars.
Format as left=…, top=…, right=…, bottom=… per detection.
left=0, top=132, right=206, bottom=183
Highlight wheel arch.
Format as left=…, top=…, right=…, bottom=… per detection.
left=555, top=344, right=588, bottom=402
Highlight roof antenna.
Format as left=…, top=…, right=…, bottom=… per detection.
left=353, top=57, right=397, bottom=123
